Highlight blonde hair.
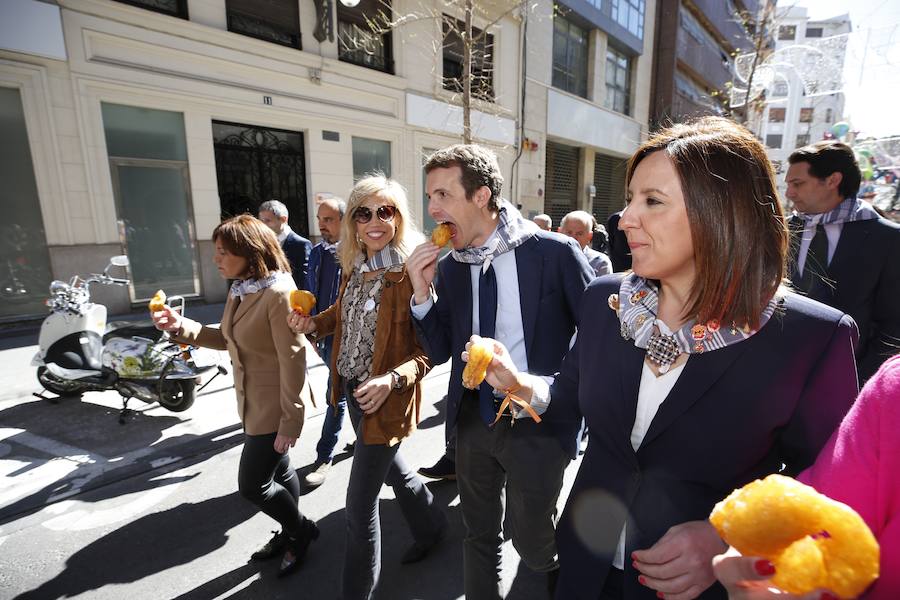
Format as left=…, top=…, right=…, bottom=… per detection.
left=338, top=174, right=424, bottom=272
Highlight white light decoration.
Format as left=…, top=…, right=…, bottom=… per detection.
left=339, top=0, right=361, bottom=6
left=731, top=33, right=850, bottom=107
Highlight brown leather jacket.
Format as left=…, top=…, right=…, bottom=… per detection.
left=314, top=267, right=432, bottom=446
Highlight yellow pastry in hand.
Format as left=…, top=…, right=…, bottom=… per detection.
left=462, top=337, right=494, bottom=389
left=148, top=290, right=166, bottom=313
left=290, top=289, right=316, bottom=315
left=710, top=474, right=879, bottom=598
left=431, top=223, right=453, bottom=248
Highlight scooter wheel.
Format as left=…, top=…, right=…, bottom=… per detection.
left=157, top=378, right=196, bottom=412
left=37, top=367, right=85, bottom=397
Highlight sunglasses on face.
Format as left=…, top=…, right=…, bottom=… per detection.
left=353, top=204, right=397, bottom=224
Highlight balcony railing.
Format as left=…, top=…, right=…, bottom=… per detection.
left=227, top=11, right=300, bottom=49
left=337, top=20, right=393, bottom=74
left=677, top=33, right=734, bottom=90
left=690, top=0, right=754, bottom=51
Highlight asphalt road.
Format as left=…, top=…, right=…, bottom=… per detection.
left=0, top=308, right=582, bottom=600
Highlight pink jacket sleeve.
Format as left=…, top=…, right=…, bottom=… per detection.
left=798, top=355, right=900, bottom=599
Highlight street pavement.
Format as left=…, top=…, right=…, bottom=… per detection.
left=0, top=305, right=582, bottom=600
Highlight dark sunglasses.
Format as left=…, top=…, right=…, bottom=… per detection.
left=353, top=204, right=397, bottom=224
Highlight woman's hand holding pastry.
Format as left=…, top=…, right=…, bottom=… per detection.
left=151, top=304, right=183, bottom=333
left=287, top=311, right=316, bottom=335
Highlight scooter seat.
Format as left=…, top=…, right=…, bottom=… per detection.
left=104, top=321, right=163, bottom=343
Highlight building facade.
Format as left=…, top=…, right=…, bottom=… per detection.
left=759, top=7, right=850, bottom=185
left=521, top=0, right=656, bottom=232
left=649, top=0, right=762, bottom=127
left=1, top=0, right=655, bottom=322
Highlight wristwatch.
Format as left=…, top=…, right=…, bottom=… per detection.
left=389, top=370, right=405, bottom=390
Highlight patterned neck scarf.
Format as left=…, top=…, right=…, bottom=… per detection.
left=610, top=274, right=780, bottom=373
left=230, top=271, right=294, bottom=300
left=795, top=197, right=880, bottom=226
left=451, top=200, right=537, bottom=269
left=358, top=245, right=405, bottom=273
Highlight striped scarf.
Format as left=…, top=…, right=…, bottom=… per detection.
left=451, top=200, right=537, bottom=269
left=611, top=274, right=779, bottom=372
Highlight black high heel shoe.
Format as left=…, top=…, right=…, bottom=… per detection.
left=277, top=520, right=320, bottom=578
left=250, top=530, right=286, bottom=561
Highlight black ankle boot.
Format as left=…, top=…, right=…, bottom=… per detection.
left=250, top=530, right=286, bottom=561
left=277, top=520, right=320, bottom=578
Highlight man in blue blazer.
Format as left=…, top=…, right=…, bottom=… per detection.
left=785, top=142, right=900, bottom=381
left=407, top=144, right=594, bottom=598
left=302, top=196, right=347, bottom=487
left=259, top=200, right=312, bottom=290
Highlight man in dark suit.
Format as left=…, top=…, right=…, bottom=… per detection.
left=407, top=144, right=593, bottom=598
left=606, top=210, right=632, bottom=272
left=786, top=141, right=900, bottom=381
left=259, top=200, right=312, bottom=290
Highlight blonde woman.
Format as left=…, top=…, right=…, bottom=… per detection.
left=288, top=175, right=447, bottom=600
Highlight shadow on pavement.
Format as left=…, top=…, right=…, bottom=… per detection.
left=417, top=395, right=448, bottom=431
left=0, top=395, right=242, bottom=524
left=12, top=491, right=256, bottom=600
left=14, top=480, right=465, bottom=600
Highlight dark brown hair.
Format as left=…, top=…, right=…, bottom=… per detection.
left=212, top=214, right=291, bottom=279
left=627, top=117, right=788, bottom=329
left=788, top=141, right=861, bottom=198
left=424, top=144, right=504, bottom=211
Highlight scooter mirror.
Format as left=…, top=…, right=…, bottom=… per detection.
left=110, top=255, right=130, bottom=267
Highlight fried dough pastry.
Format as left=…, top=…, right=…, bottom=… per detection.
left=148, top=290, right=166, bottom=312
left=290, top=289, right=316, bottom=315
left=463, top=337, right=494, bottom=389
left=431, top=223, right=452, bottom=248
left=710, top=474, right=879, bottom=598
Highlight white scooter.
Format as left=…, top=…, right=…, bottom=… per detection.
left=31, top=255, right=225, bottom=421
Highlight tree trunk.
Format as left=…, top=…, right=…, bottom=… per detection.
left=463, top=0, right=473, bottom=144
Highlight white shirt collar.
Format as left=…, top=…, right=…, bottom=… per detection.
left=277, top=223, right=292, bottom=244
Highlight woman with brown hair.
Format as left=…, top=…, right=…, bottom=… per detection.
left=469, top=117, right=860, bottom=599
left=152, top=214, right=318, bottom=577
left=288, top=175, right=447, bottom=600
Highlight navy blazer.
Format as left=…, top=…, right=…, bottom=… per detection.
left=414, top=231, right=594, bottom=457
left=553, top=276, right=859, bottom=600
left=281, top=231, right=312, bottom=290
left=788, top=215, right=900, bottom=381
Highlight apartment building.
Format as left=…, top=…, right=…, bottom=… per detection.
left=760, top=6, right=850, bottom=182
left=650, top=0, right=762, bottom=126
left=522, top=0, right=656, bottom=231
left=1, top=0, right=655, bottom=321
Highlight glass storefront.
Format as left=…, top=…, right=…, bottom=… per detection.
left=0, top=86, right=54, bottom=319
left=101, top=103, right=199, bottom=300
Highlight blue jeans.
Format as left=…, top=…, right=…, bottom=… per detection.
left=314, top=340, right=347, bottom=464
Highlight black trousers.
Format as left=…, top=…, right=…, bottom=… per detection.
left=238, top=432, right=305, bottom=536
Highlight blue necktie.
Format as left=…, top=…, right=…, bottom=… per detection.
left=477, top=263, right=498, bottom=425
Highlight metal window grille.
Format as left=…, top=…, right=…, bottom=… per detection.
left=592, top=153, right=628, bottom=227
left=545, top=142, right=580, bottom=226
left=112, top=0, right=188, bottom=18
left=226, top=0, right=301, bottom=50
left=338, top=0, right=393, bottom=74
